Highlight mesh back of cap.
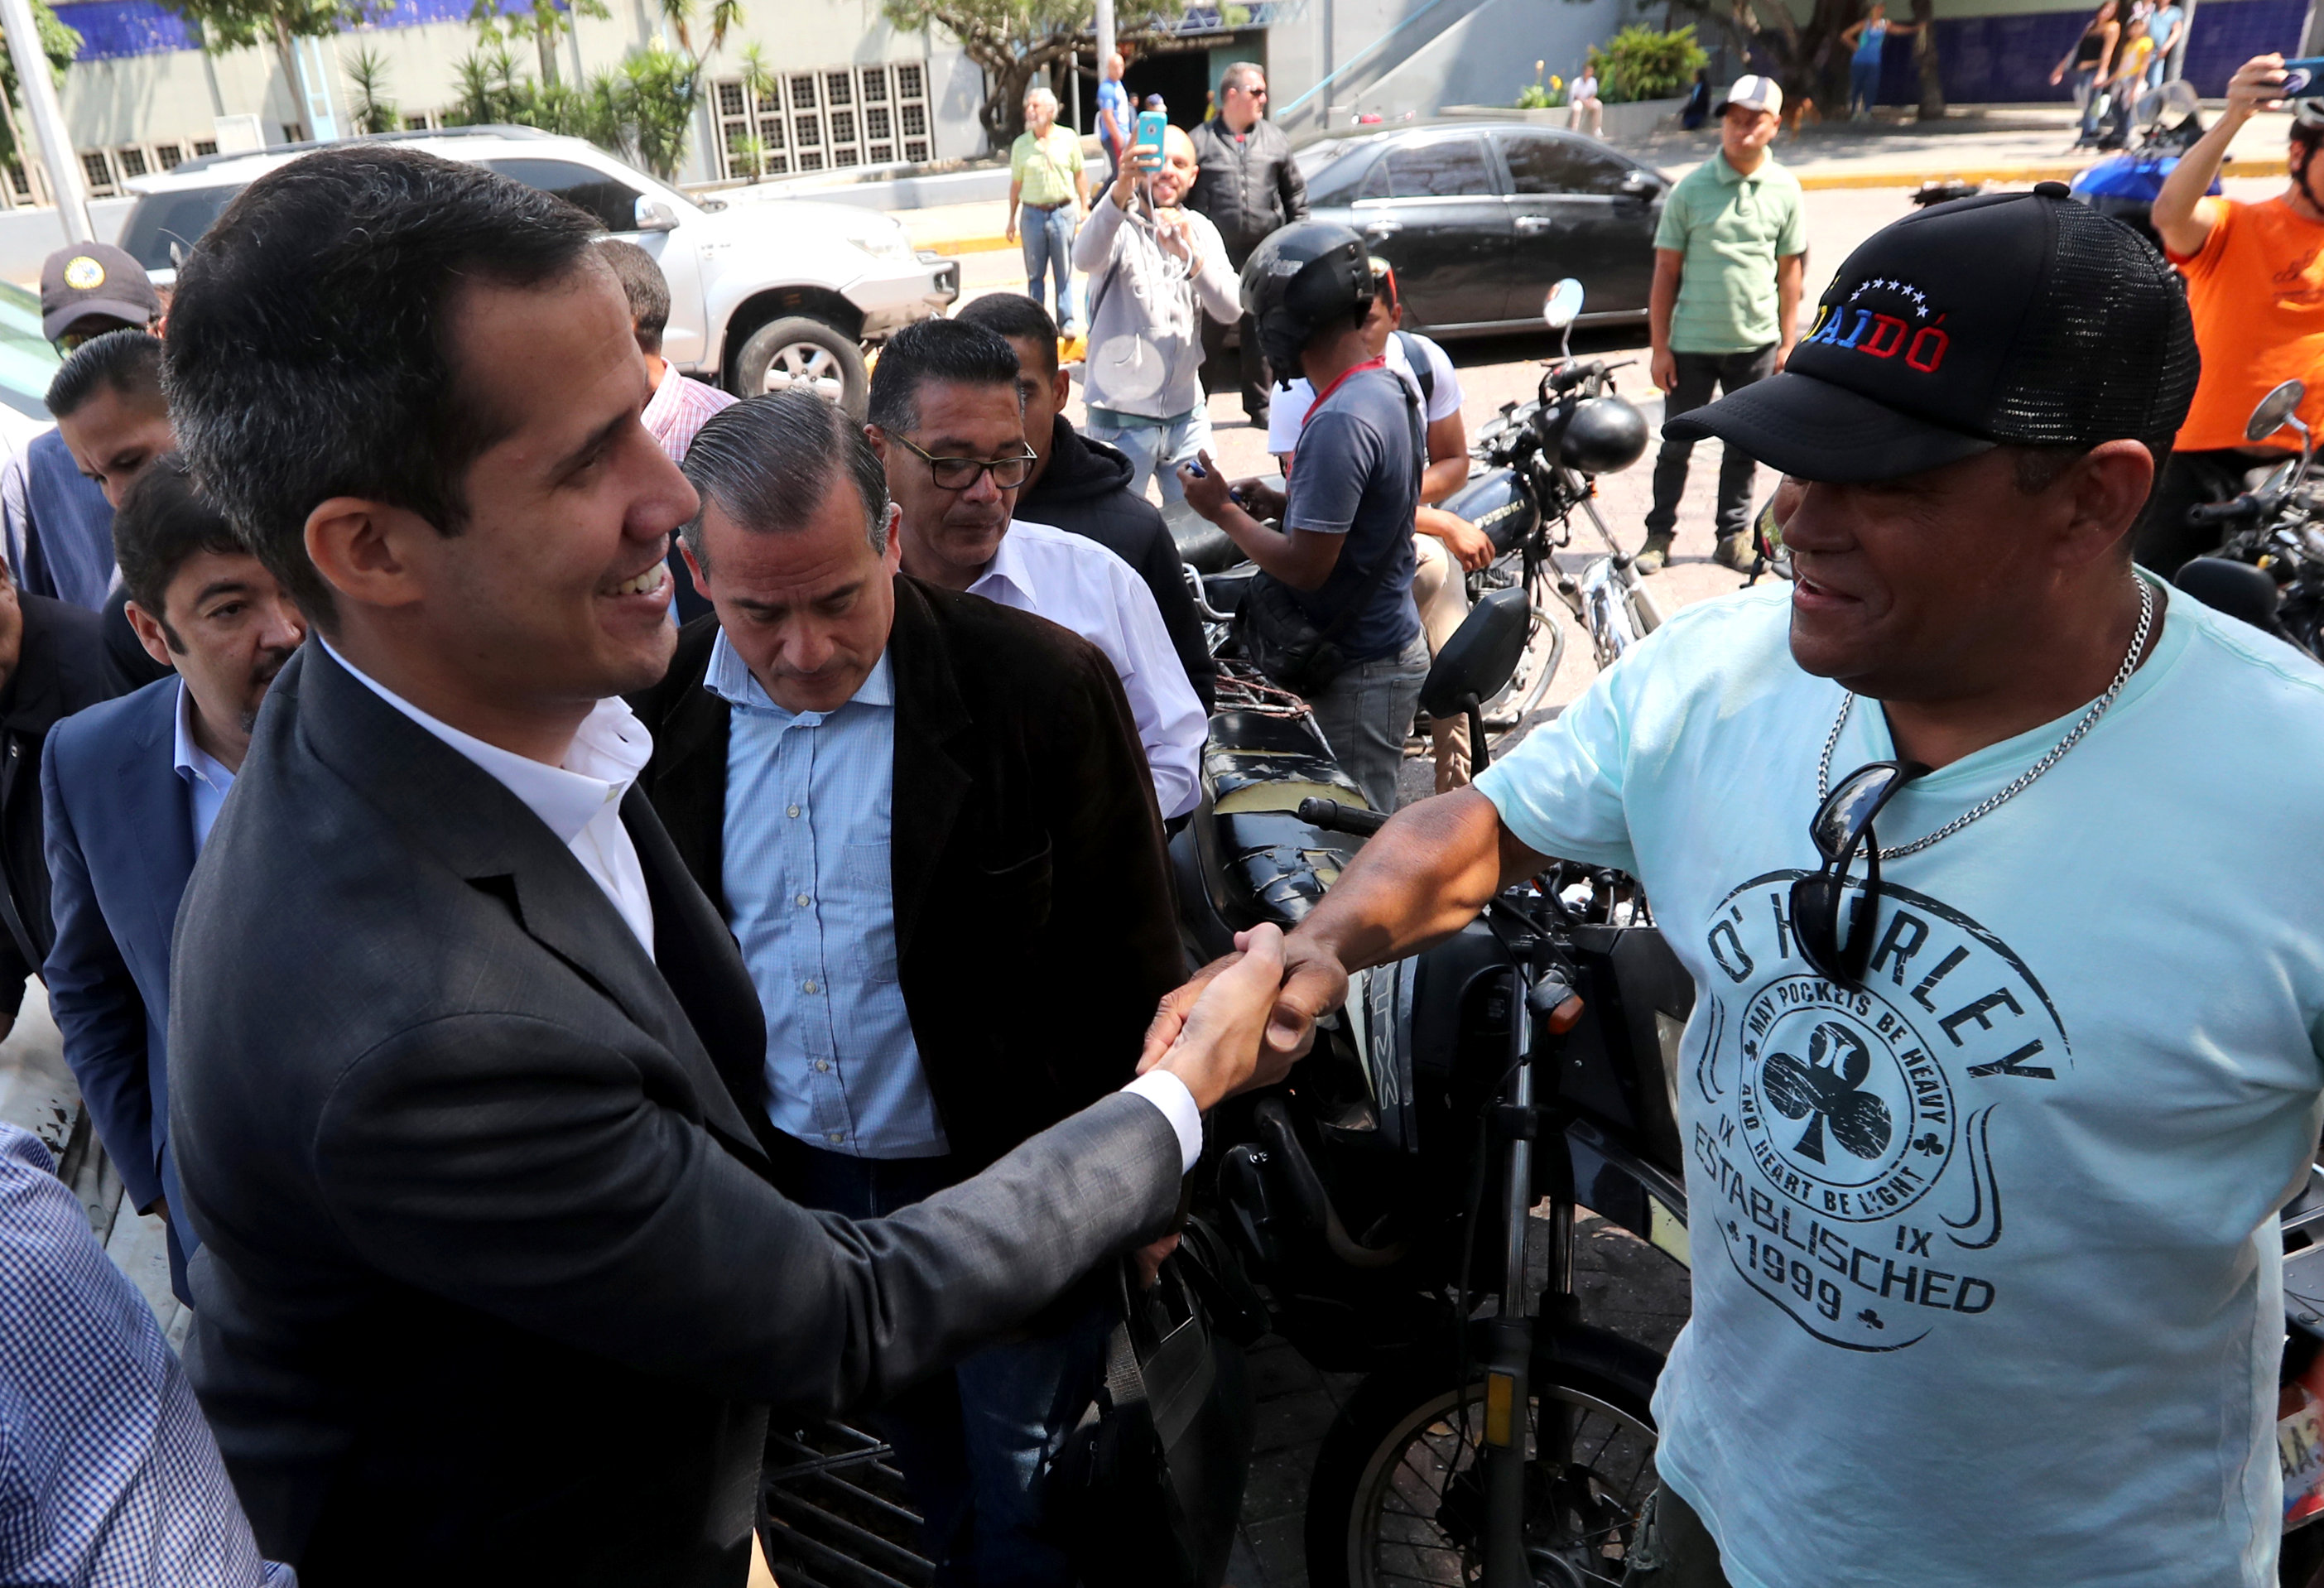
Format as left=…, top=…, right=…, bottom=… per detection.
left=1990, top=201, right=2198, bottom=448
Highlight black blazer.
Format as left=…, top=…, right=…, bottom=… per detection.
left=170, top=640, right=1183, bottom=1586
left=0, top=593, right=113, bottom=1014
left=633, top=576, right=1186, bottom=1175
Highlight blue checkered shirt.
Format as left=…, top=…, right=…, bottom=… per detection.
left=706, top=633, right=948, bottom=1159
left=0, top=1122, right=293, bottom=1586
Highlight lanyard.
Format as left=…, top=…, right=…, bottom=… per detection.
left=1302, top=354, right=1386, bottom=427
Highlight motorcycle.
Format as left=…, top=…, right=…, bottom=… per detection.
left=2068, top=79, right=2221, bottom=249
left=1443, top=278, right=1658, bottom=726
left=2172, top=379, right=2324, bottom=659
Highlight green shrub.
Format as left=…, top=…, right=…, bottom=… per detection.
left=1592, top=23, right=1708, bottom=104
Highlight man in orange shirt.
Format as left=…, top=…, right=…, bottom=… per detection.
left=2141, top=55, right=2324, bottom=574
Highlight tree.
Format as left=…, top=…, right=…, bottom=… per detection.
left=469, top=0, right=609, bottom=89
left=1664, top=0, right=1946, bottom=120
left=344, top=41, right=397, bottom=132
left=0, top=1, right=81, bottom=170
left=878, top=0, right=1185, bottom=147
left=156, top=0, right=386, bottom=140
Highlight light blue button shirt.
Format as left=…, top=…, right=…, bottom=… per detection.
left=170, top=679, right=233, bottom=852
left=706, top=630, right=948, bottom=1159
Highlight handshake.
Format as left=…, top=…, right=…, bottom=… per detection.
left=1136, top=926, right=1354, bottom=1109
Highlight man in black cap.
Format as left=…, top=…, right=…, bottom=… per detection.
left=1156, top=186, right=2324, bottom=1584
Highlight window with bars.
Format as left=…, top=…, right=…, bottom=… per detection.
left=711, top=60, right=932, bottom=180
left=6, top=163, right=31, bottom=204
left=154, top=143, right=185, bottom=171
left=192, top=140, right=219, bottom=157
left=115, top=147, right=147, bottom=179
left=79, top=152, right=116, bottom=197
left=403, top=111, right=435, bottom=131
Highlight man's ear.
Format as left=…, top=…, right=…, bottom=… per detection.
left=864, top=423, right=889, bottom=464
left=123, top=599, right=178, bottom=671
left=303, top=497, right=436, bottom=614
left=2057, top=439, right=2158, bottom=570
left=881, top=505, right=904, bottom=572
left=1049, top=364, right=1073, bottom=415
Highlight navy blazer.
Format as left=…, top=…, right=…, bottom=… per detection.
left=41, top=676, right=195, bottom=1232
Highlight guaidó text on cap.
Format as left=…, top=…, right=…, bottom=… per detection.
left=1663, top=181, right=2198, bottom=484
left=40, top=243, right=161, bottom=344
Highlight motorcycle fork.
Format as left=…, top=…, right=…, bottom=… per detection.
left=1483, top=959, right=1550, bottom=1588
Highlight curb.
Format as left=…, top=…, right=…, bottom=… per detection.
left=910, top=156, right=2293, bottom=253
left=1797, top=156, right=2288, bottom=189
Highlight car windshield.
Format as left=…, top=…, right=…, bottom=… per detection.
left=0, top=280, right=58, bottom=421
left=118, top=183, right=242, bottom=275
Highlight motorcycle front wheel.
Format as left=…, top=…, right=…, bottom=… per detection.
left=1305, top=1350, right=1659, bottom=1588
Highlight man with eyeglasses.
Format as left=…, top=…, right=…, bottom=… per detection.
left=1152, top=187, right=2324, bottom=1585
left=1188, top=61, right=1308, bottom=426
left=864, top=317, right=1205, bottom=820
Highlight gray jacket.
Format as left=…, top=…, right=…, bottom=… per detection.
left=169, top=640, right=1182, bottom=1586
left=1073, top=190, right=1241, bottom=421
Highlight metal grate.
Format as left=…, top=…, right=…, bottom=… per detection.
left=761, top=1419, right=934, bottom=1588
left=153, top=142, right=184, bottom=171
left=714, top=60, right=931, bottom=179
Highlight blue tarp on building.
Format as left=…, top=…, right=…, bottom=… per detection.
left=55, top=0, right=543, bottom=61
left=1863, top=0, right=2309, bottom=103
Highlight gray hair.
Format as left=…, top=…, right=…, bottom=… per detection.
left=1221, top=61, right=1266, bottom=94
left=679, top=392, right=891, bottom=571
left=1024, top=85, right=1059, bottom=113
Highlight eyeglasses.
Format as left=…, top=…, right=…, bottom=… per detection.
left=1791, top=758, right=1927, bottom=989
left=889, top=433, right=1037, bottom=492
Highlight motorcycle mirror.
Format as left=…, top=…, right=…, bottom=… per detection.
left=1417, top=586, right=1531, bottom=723
left=2153, top=79, right=2200, bottom=125
left=1543, top=279, right=1585, bottom=331
left=2247, top=380, right=2307, bottom=445
left=2132, top=85, right=2168, bottom=126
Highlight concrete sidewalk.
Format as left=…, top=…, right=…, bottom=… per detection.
left=904, top=103, right=2293, bottom=256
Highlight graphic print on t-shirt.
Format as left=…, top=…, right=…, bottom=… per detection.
left=1693, top=870, right=2068, bottom=1351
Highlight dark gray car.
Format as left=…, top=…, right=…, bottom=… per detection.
left=1293, top=123, right=1667, bottom=337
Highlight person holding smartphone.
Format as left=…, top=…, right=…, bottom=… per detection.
left=2137, top=53, right=2324, bottom=574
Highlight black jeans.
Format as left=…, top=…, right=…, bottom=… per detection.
left=2133, top=446, right=2289, bottom=578
left=1201, top=307, right=1273, bottom=419
left=1621, top=1481, right=1731, bottom=1586
left=1646, top=345, right=1779, bottom=542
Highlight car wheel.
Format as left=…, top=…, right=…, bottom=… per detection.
left=730, top=315, right=868, bottom=416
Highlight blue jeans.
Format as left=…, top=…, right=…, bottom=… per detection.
left=773, top=1138, right=1109, bottom=1586
left=1308, top=628, right=1431, bottom=816
left=1019, top=204, right=1077, bottom=328
left=1849, top=57, right=1880, bottom=114
left=1083, top=405, right=1212, bottom=506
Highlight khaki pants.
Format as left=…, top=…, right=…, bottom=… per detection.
left=1411, top=533, right=1473, bottom=792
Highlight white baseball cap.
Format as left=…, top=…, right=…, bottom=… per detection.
left=1716, top=74, right=1783, bottom=115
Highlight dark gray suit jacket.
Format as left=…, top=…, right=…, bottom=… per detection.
left=169, top=642, right=1182, bottom=1587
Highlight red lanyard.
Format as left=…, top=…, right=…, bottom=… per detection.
left=1282, top=355, right=1387, bottom=479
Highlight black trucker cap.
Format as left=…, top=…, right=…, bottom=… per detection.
left=1666, top=183, right=2197, bottom=483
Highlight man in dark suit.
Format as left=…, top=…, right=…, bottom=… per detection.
left=0, top=546, right=113, bottom=1041
left=632, top=391, right=1182, bottom=1583
left=43, top=456, right=306, bottom=1303
left=159, top=145, right=1287, bottom=1587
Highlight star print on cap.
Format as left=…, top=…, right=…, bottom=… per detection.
left=1666, top=183, right=2199, bottom=483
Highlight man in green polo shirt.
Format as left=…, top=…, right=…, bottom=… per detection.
left=1006, top=86, right=1090, bottom=330
left=1640, top=74, right=1806, bottom=573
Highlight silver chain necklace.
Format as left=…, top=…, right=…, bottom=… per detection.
left=1814, top=578, right=2156, bottom=861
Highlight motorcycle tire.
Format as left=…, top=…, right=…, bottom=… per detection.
left=1305, top=1341, right=1660, bottom=1588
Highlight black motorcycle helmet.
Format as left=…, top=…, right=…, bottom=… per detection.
left=1559, top=395, right=1649, bottom=474
left=1239, top=220, right=1375, bottom=382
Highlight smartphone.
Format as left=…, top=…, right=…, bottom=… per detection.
left=1135, top=108, right=1168, bottom=156
left=2279, top=56, right=2324, bottom=94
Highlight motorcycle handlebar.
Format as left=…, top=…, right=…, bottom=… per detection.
left=1547, top=359, right=1606, bottom=394
left=1297, top=797, right=1388, bottom=836
left=2188, top=495, right=2264, bottom=527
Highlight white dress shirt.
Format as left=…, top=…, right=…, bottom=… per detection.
left=969, top=519, right=1207, bottom=819
left=171, top=680, right=236, bottom=853
left=320, top=638, right=657, bottom=954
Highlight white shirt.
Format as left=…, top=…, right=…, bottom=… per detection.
left=969, top=519, right=1207, bottom=820
left=1477, top=581, right=2324, bottom=1586
left=320, top=638, right=657, bottom=955
left=171, top=679, right=235, bottom=853
left=1268, top=330, right=1463, bottom=459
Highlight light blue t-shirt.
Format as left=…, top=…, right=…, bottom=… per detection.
left=1476, top=580, right=2324, bottom=1586
left=1097, top=78, right=1130, bottom=153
